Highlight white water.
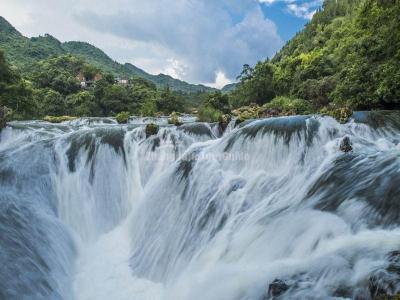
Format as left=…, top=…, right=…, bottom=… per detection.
left=2, top=113, right=400, bottom=299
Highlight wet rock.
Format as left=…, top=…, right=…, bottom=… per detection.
left=340, top=136, right=353, bottom=152
left=168, top=112, right=182, bottom=126
left=332, top=285, right=353, bottom=298
left=218, top=114, right=231, bottom=133
left=369, top=251, right=400, bottom=298
left=266, top=279, right=289, bottom=299
left=178, top=123, right=213, bottom=138
left=145, top=123, right=159, bottom=138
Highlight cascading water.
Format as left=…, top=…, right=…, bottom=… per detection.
left=1, top=112, right=400, bottom=300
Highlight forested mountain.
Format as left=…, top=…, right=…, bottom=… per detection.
left=230, top=0, right=400, bottom=110
left=1, top=0, right=399, bottom=122
left=0, top=16, right=216, bottom=93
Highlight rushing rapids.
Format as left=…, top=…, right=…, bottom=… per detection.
left=1, top=112, right=400, bottom=299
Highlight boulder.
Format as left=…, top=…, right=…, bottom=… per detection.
left=340, top=136, right=353, bottom=152
left=266, top=279, right=289, bottom=299
left=168, top=112, right=182, bottom=126
left=218, top=114, right=231, bottom=133
left=145, top=123, right=159, bottom=138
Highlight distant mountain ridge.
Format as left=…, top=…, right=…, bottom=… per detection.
left=0, top=16, right=217, bottom=93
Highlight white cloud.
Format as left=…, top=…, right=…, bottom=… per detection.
left=259, top=0, right=278, bottom=4
left=287, top=1, right=322, bottom=19
left=259, top=0, right=322, bottom=20
left=0, top=0, right=284, bottom=87
left=207, top=72, right=232, bottom=89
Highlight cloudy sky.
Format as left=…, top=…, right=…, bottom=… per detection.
left=0, top=0, right=322, bottom=88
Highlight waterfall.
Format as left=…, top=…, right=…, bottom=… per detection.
left=1, top=112, right=400, bottom=299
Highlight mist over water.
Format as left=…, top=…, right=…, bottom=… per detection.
left=1, top=112, right=400, bottom=299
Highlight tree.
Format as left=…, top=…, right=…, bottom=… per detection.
left=0, top=50, right=37, bottom=118
left=204, top=92, right=230, bottom=113
left=66, top=91, right=99, bottom=116
left=156, top=86, right=185, bottom=114
left=231, top=61, right=275, bottom=107
left=101, top=85, right=129, bottom=115
left=36, top=88, right=66, bottom=116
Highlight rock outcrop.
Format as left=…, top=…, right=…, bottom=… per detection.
left=168, top=112, right=182, bottom=126
left=218, top=114, right=231, bottom=134
left=340, top=136, right=353, bottom=152
left=265, top=279, right=289, bottom=299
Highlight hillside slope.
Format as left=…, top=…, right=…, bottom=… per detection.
left=0, top=16, right=216, bottom=93
left=232, top=0, right=400, bottom=110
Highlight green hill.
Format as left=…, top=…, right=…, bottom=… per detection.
left=231, top=0, right=400, bottom=110
left=0, top=16, right=216, bottom=93
left=221, top=83, right=237, bottom=93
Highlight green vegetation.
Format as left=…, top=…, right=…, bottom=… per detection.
left=197, top=92, right=230, bottom=122
left=263, top=97, right=312, bottom=116
left=43, top=115, right=77, bottom=123
left=198, top=106, right=223, bottom=123
left=115, top=111, right=131, bottom=124
left=0, top=50, right=36, bottom=119
left=0, top=16, right=216, bottom=93
left=145, top=123, right=159, bottom=138
left=229, top=0, right=400, bottom=116
left=1, top=0, right=399, bottom=122
left=0, top=48, right=195, bottom=120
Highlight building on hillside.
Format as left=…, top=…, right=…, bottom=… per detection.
left=115, top=77, right=129, bottom=85
left=76, top=72, right=103, bottom=88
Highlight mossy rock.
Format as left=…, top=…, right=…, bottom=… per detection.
left=234, top=109, right=259, bottom=127
left=218, top=114, right=231, bottom=133
left=43, top=115, right=78, bottom=123
left=320, top=106, right=353, bottom=124
left=218, top=114, right=231, bottom=125
left=232, top=104, right=259, bottom=117
left=115, top=111, right=131, bottom=124
left=234, top=115, right=247, bottom=127
left=168, top=112, right=182, bottom=126
left=145, top=123, right=159, bottom=138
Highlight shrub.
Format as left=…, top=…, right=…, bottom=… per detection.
left=145, top=123, right=159, bottom=138
left=262, top=96, right=313, bottom=115
left=43, top=115, right=77, bottom=123
left=319, top=105, right=353, bottom=124
left=140, top=100, right=157, bottom=117
left=197, top=105, right=223, bottom=123
left=115, top=111, right=130, bottom=124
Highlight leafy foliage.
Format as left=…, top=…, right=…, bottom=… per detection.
left=0, top=16, right=216, bottom=94
left=115, top=111, right=131, bottom=124
left=263, top=96, right=313, bottom=115
left=197, top=105, right=223, bottom=123
left=0, top=50, right=36, bottom=119
left=231, top=0, right=400, bottom=111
